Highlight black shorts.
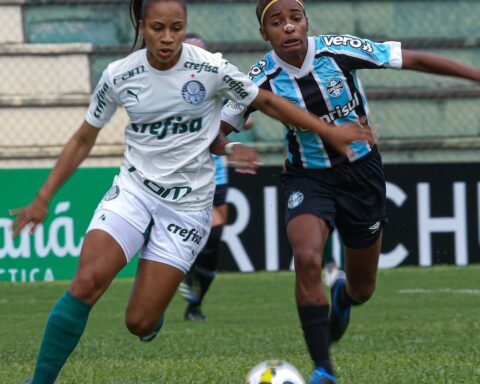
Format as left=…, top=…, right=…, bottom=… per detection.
left=281, top=147, right=386, bottom=249
left=213, top=184, right=228, bottom=206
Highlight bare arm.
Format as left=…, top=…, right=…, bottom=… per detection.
left=402, top=50, right=480, bottom=82
left=249, top=88, right=373, bottom=154
left=10, top=120, right=100, bottom=236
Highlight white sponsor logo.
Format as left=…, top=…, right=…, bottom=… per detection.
left=322, top=35, right=374, bottom=53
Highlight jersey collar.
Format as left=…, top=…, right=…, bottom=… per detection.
left=272, top=36, right=315, bottom=78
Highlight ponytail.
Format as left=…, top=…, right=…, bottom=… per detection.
left=129, top=0, right=145, bottom=50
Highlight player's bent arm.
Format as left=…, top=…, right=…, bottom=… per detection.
left=9, top=120, right=100, bottom=237
left=249, top=89, right=373, bottom=153
left=402, top=50, right=480, bottom=82
left=220, top=120, right=237, bottom=136
left=250, top=89, right=331, bottom=136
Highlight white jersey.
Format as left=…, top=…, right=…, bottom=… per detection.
left=86, top=44, right=259, bottom=210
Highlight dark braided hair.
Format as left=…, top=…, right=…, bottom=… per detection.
left=129, top=0, right=187, bottom=50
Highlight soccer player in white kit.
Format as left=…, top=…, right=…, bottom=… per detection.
left=9, top=0, right=373, bottom=382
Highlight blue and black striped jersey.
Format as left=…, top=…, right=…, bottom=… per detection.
left=222, top=34, right=402, bottom=169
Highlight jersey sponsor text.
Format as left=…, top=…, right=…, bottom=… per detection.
left=322, top=35, right=374, bottom=53
left=93, top=83, right=110, bottom=118
left=321, top=92, right=360, bottom=123
left=167, top=223, right=203, bottom=244
left=223, top=75, right=249, bottom=99
left=184, top=61, right=219, bottom=73
left=113, top=65, right=145, bottom=84
left=131, top=117, right=203, bottom=140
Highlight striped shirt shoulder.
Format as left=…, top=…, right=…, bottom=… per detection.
left=246, top=51, right=282, bottom=87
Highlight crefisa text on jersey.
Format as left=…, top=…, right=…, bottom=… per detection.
left=184, top=61, right=219, bottom=73
left=130, top=116, right=203, bottom=140
left=93, top=83, right=110, bottom=119
left=222, top=75, right=250, bottom=99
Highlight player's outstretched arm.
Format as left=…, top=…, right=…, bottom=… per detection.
left=402, top=50, right=480, bottom=82
left=250, top=88, right=375, bottom=156
left=9, top=120, right=100, bottom=237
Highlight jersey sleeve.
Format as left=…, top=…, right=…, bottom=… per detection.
left=320, top=34, right=402, bottom=70
left=85, top=68, right=118, bottom=129
left=217, top=59, right=259, bottom=107
left=221, top=58, right=270, bottom=131
left=221, top=99, right=250, bottom=132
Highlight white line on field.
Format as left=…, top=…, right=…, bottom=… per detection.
left=398, top=288, right=480, bottom=295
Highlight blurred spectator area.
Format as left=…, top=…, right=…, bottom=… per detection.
left=1, top=0, right=480, bottom=167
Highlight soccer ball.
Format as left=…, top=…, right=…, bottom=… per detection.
left=245, top=360, right=306, bottom=384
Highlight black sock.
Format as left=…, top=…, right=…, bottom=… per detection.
left=297, top=304, right=333, bottom=375
left=189, top=225, right=223, bottom=306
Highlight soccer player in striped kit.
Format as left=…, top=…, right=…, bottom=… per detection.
left=221, top=0, right=480, bottom=382
left=9, top=0, right=372, bottom=382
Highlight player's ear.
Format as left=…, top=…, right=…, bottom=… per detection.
left=139, top=19, right=145, bottom=37
left=259, top=26, right=268, bottom=42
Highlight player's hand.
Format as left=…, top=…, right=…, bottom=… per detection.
left=9, top=196, right=49, bottom=238
left=323, top=122, right=376, bottom=156
left=227, top=144, right=262, bottom=175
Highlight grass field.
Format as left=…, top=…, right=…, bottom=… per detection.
left=1, top=265, right=479, bottom=384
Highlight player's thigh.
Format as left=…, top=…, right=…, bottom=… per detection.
left=287, top=214, right=330, bottom=260
left=127, top=259, right=185, bottom=321
left=344, top=233, right=382, bottom=289
left=128, top=203, right=212, bottom=320
left=70, top=210, right=145, bottom=303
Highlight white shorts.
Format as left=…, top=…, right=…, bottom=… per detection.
left=87, top=168, right=212, bottom=273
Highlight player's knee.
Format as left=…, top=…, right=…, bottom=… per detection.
left=69, top=272, right=106, bottom=304
left=125, top=313, right=156, bottom=336
left=348, top=282, right=376, bottom=304
left=294, top=247, right=322, bottom=274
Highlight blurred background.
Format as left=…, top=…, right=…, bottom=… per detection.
left=1, top=0, right=480, bottom=168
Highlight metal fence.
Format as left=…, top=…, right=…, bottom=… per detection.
left=1, top=0, right=480, bottom=166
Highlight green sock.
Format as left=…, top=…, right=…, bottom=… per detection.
left=32, top=291, right=92, bottom=384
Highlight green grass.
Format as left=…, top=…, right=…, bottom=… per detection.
left=1, top=266, right=480, bottom=383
